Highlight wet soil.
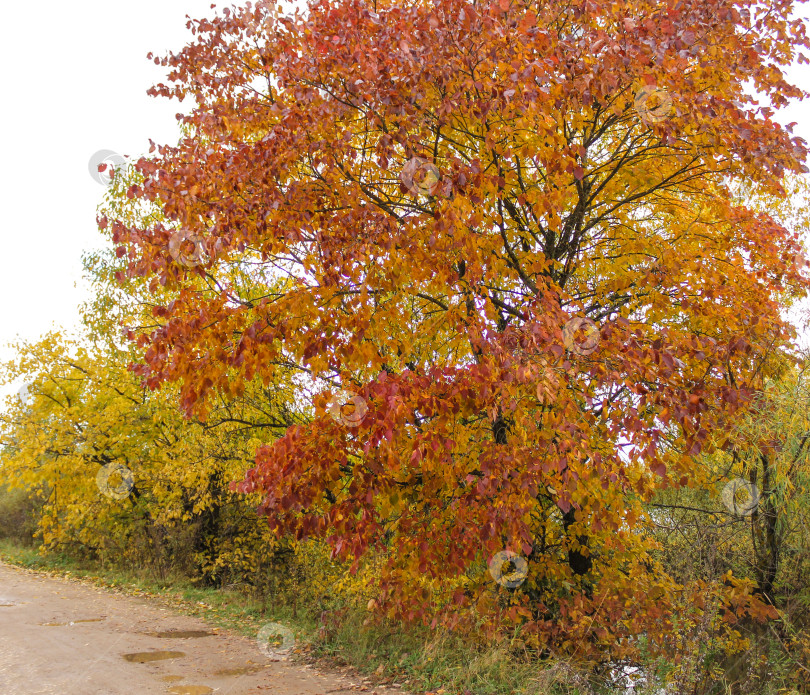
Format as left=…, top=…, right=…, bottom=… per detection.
left=0, top=562, right=409, bottom=695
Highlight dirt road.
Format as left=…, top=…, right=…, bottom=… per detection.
left=0, top=562, right=408, bottom=695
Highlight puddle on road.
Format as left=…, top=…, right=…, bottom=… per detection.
left=144, top=630, right=213, bottom=639
left=167, top=687, right=213, bottom=695
left=0, top=597, right=16, bottom=606
left=162, top=675, right=184, bottom=683
left=40, top=619, right=104, bottom=626
left=213, top=665, right=266, bottom=677
left=122, top=650, right=186, bottom=663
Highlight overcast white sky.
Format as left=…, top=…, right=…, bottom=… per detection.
left=0, top=0, right=220, bottom=389
left=0, top=1, right=808, bottom=400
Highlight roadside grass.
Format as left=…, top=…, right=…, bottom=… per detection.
left=0, top=539, right=589, bottom=695
left=3, top=541, right=802, bottom=695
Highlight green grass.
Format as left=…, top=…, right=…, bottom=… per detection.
left=4, top=540, right=803, bottom=695
left=0, top=539, right=589, bottom=695
left=0, top=538, right=301, bottom=639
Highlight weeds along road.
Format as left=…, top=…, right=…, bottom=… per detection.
left=0, top=562, right=407, bottom=695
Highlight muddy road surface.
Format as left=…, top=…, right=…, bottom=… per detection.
left=0, top=562, right=408, bottom=695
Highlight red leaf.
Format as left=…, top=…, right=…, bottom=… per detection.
left=519, top=11, right=537, bottom=31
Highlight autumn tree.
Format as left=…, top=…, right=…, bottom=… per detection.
left=0, top=159, right=306, bottom=586
left=106, top=0, right=810, bottom=663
